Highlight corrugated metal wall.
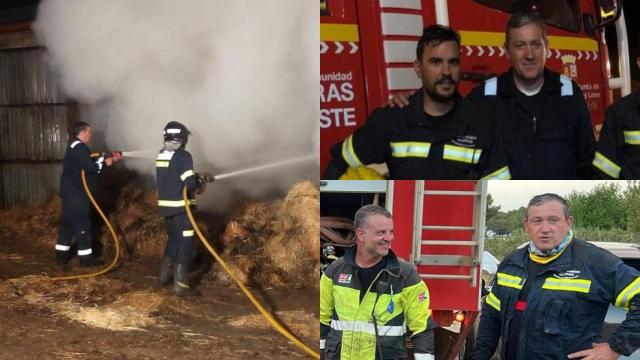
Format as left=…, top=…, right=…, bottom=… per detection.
left=0, top=30, right=69, bottom=207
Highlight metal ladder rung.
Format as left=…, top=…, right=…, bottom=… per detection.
left=423, top=190, right=480, bottom=196
left=419, top=274, right=474, bottom=280
left=420, top=240, right=479, bottom=246
left=423, top=225, right=476, bottom=231
left=419, top=255, right=474, bottom=266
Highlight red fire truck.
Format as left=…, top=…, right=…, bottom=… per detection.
left=320, top=180, right=487, bottom=359
left=320, top=0, right=632, bottom=173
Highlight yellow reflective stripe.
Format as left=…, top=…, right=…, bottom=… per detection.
left=320, top=23, right=359, bottom=42
left=481, top=165, right=511, bottom=180
left=542, top=278, right=591, bottom=293
left=390, top=141, right=431, bottom=158
left=615, top=277, right=640, bottom=308
left=443, top=144, right=481, bottom=164
left=341, top=135, right=364, bottom=167
left=158, top=199, right=196, bottom=207
left=460, top=31, right=598, bottom=51
left=182, top=230, right=194, bottom=237
left=180, top=170, right=194, bottom=181
left=156, top=160, right=170, bottom=167
left=486, top=292, right=500, bottom=311
left=497, top=272, right=524, bottom=290
left=593, top=151, right=621, bottom=179
left=623, top=131, right=640, bottom=145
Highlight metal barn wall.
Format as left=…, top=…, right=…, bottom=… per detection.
left=0, top=30, right=69, bottom=207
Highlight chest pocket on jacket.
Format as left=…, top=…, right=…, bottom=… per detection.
left=535, top=298, right=567, bottom=335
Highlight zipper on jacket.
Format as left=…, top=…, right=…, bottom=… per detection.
left=533, top=116, right=537, bottom=133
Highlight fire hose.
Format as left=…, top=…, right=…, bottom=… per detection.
left=182, top=187, right=320, bottom=359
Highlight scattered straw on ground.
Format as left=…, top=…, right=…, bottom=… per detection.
left=227, top=310, right=319, bottom=339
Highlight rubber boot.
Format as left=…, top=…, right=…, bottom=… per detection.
left=156, top=257, right=174, bottom=288
left=79, top=256, right=105, bottom=267
left=56, top=251, right=70, bottom=266
left=172, top=263, right=200, bottom=297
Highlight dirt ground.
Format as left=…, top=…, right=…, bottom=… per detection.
left=0, top=187, right=319, bottom=359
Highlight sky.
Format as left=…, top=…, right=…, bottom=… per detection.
left=487, top=180, right=631, bottom=211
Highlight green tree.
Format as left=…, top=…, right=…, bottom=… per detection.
left=623, top=181, right=640, bottom=233
left=566, top=183, right=625, bottom=230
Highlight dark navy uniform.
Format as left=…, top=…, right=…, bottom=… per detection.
left=156, top=148, right=200, bottom=265
left=463, top=69, right=596, bottom=179
left=56, top=138, right=103, bottom=264
left=474, top=238, right=640, bottom=360
left=325, top=91, right=511, bottom=180
left=593, top=90, right=640, bottom=179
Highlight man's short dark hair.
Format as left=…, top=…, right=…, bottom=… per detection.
left=71, top=121, right=90, bottom=137
left=505, top=12, right=548, bottom=47
left=354, top=204, right=392, bottom=230
left=416, top=25, right=461, bottom=61
left=526, top=193, right=570, bottom=219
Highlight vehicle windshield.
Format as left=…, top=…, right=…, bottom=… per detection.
left=622, top=258, right=640, bottom=272
left=474, top=0, right=580, bottom=33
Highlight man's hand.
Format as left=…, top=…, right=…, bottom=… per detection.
left=386, top=90, right=416, bottom=108
left=568, top=342, right=621, bottom=360
left=195, top=182, right=206, bottom=194
left=199, top=172, right=215, bottom=183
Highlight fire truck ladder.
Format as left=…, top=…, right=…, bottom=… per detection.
left=411, top=181, right=487, bottom=287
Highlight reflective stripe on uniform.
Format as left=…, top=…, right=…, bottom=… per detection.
left=180, top=170, right=194, bottom=181
left=542, top=277, right=591, bottom=293
left=623, top=131, right=640, bottom=145
left=341, top=135, right=364, bottom=167
left=55, top=244, right=71, bottom=251
left=320, top=339, right=326, bottom=350
left=390, top=141, right=431, bottom=158
left=158, top=199, right=197, bottom=207
left=330, top=319, right=406, bottom=336
left=182, top=230, right=195, bottom=237
left=166, top=128, right=182, bottom=134
left=593, top=151, right=621, bottom=179
left=560, top=75, right=573, bottom=96
left=484, top=77, right=497, bottom=95
left=414, top=354, right=434, bottom=360
left=481, top=166, right=511, bottom=180
left=615, top=277, right=640, bottom=308
left=486, top=292, right=500, bottom=311
left=70, top=140, right=81, bottom=149
left=156, top=160, right=170, bottom=167
left=497, top=272, right=525, bottom=290
left=442, top=144, right=481, bottom=164
left=78, top=248, right=92, bottom=256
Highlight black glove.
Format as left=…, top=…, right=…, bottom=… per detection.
left=198, top=172, right=215, bottom=183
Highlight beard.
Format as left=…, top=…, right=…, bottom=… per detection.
left=424, top=76, right=457, bottom=103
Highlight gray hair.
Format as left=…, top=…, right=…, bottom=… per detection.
left=354, top=204, right=392, bottom=230
left=526, top=193, right=570, bottom=219
left=505, top=12, right=548, bottom=48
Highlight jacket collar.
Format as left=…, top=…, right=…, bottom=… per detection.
left=497, top=68, right=562, bottom=97
left=507, top=238, right=576, bottom=271
left=343, top=246, right=401, bottom=275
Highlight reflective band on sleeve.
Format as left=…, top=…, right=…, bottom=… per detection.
left=78, top=248, right=93, bottom=256
left=481, top=166, right=511, bottom=180
left=166, top=128, right=181, bottom=134
left=497, top=272, right=525, bottom=290
left=442, top=144, right=481, bottom=164
left=484, top=77, right=497, bottom=95
left=486, top=292, right=500, bottom=311
left=593, top=152, right=621, bottom=179
left=623, top=131, right=640, bottom=145
left=390, top=142, right=431, bottom=158
left=182, top=230, right=195, bottom=237
left=70, top=140, right=81, bottom=149
left=542, top=278, right=591, bottom=293
left=341, top=135, right=364, bottom=167
left=615, top=277, right=640, bottom=308
left=180, top=170, right=194, bottom=181
left=560, top=75, right=573, bottom=96
left=330, top=319, right=406, bottom=336
left=156, top=161, right=170, bottom=167
left=414, top=354, right=434, bottom=360
left=55, top=244, right=71, bottom=251
left=320, top=339, right=326, bottom=350
left=158, top=199, right=197, bottom=207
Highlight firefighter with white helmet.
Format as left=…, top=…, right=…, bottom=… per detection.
left=156, top=121, right=213, bottom=296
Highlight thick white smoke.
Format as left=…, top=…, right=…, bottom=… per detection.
left=34, top=0, right=318, bottom=210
